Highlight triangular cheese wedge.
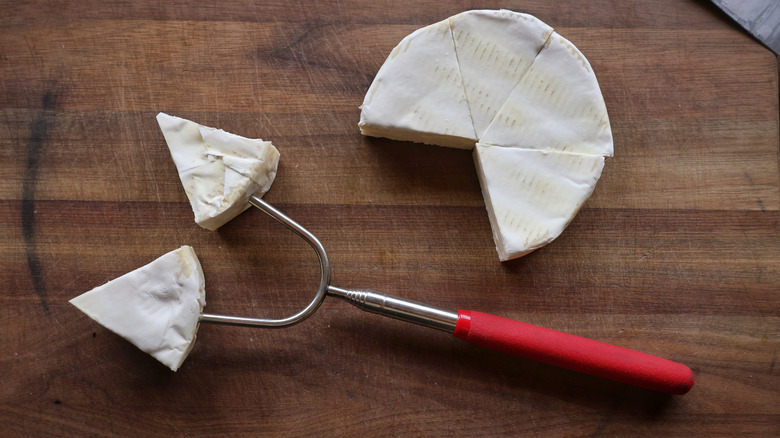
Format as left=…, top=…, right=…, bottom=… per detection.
left=474, top=143, right=604, bottom=260
left=474, top=142, right=607, bottom=261
left=70, top=246, right=206, bottom=371
left=359, top=18, right=477, bottom=149
left=157, top=113, right=280, bottom=230
left=451, top=9, right=553, bottom=139
left=480, top=32, right=613, bottom=156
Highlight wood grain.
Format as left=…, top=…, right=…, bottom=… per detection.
left=1, top=0, right=778, bottom=436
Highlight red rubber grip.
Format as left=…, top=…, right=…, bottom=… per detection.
left=454, top=310, right=693, bottom=394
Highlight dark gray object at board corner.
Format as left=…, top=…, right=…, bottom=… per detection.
left=711, top=0, right=780, bottom=55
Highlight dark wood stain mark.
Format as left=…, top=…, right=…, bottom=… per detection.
left=22, top=89, right=58, bottom=311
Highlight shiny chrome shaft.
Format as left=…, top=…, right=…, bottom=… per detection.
left=327, top=286, right=458, bottom=332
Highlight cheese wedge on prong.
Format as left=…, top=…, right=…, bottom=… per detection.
left=156, top=113, right=280, bottom=231
left=70, top=246, right=206, bottom=371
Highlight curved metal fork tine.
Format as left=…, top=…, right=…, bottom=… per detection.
left=199, top=195, right=331, bottom=328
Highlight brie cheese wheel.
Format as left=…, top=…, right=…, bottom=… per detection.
left=70, top=246, right=206, bottom=371
left=157, top=112, right=280, bottom=230
left=359, top=9, right=613, bottom=260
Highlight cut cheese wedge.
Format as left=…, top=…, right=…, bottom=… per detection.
left=480, top=31, right=613, bottom=156
left=70, top=246, right=206, bottom=371
left=157, top=113, right=280, bottom=231
left=451, top=9, right=553, bottom=139
left=359, top=9, right=613, bottom=260
left=359, top=18, right=476, bottom=149
left=474, top=144, right=604, bottom=260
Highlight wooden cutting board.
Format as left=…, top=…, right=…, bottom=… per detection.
left=1, top=1, right=778, bottom=436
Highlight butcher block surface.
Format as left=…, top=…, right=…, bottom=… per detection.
left=1, top=1, right=778, bottom=436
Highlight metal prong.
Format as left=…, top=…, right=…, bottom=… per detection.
left=199, top=195, right=330, bottom=328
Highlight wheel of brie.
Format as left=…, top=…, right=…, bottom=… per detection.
left=360, top=9, right=613, bottom=261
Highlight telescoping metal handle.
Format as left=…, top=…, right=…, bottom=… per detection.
left=200, top=195, right=694, bottom=395
left=327, top=286, right=693, bottom=395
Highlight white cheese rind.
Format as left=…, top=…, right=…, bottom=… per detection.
left=450, top=9, right=553, bottom=139
left=359, top=18, right=477, bottom=149
left=480, top=32, right=613, bottom=156
left=156, top=112, right=280, bottom=230
left=474, top=143, right=604, bottom=261
left=69, top=246, right=206, bottom=371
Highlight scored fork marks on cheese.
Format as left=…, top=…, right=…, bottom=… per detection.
left=359, top=18, right=476, bottom=148
left=360, top=9, right=613, bottom=260
left=480, top=31, right=613, bottom=156
left=450, top=9, right=553, bottom=139
left=474, top=144, right=605, bottom=260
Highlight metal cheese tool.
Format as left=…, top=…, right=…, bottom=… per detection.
left=199, top=195, right=694, bottom=395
